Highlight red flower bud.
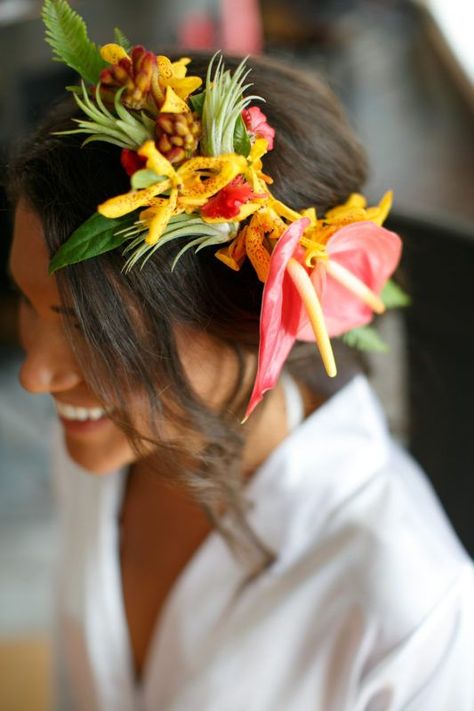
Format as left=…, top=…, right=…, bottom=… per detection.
left=120, top=148, right=147, bottom=176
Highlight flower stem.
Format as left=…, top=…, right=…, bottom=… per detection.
left=286, top=258, right=337, bottom=378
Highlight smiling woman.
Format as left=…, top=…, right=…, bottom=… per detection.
left=5, top=2, right=474, bottom=707
left=7, top=51, right=370, bottom=490
left=9, top=202, right=141, bottom=473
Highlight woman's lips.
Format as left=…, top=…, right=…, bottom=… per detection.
left=54, top=401, right=113, bottom=434
left=58, top=415, right=111, bottom=435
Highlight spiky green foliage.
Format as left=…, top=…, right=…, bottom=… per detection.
left=120, top=214, right=233, bottom=272
left=341, top=326, right=389, bottom=352
left=113, top=27, right=132, bottom=52
left=381, top=279, right=411, bottom=308
left=200, top=53, right=261, bottom=156
left=42, top=0, right=106, bottom=85
left=57, top=82, right=154, bottom=149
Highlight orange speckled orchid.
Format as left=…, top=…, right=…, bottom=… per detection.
left=43, top=0, right=407, bottom=421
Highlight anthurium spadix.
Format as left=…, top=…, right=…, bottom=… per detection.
left=244, top=219, right=402, bottom=420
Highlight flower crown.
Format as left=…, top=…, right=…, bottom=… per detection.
left=42, top=0, right=409, bottom=420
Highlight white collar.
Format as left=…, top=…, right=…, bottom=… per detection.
left=243, top=374, right=390, bottom=568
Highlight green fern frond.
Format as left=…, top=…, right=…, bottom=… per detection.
left=56, top=82, right=153, bottom=149
left=201, top=53, right=262, bottom=156
left=341, top=326, right=389, bottom=352
left=42, top=0, right=107, bottom=85
left=122, top=215, right=232, bottom=272
left=114, top=27, right=132, bottom=52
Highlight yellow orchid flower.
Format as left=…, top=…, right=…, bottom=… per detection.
left=295, top=192, right=394, bottom=267
left=171, top=57, right=191, bottom=78
left=100, top=43, right=129, bottom=65
left=100, top=143, right=250, bottom=246
left=301, top=207, right=318, bottom=225
left=157, top=55, right=202, bottom=104
left=160, top=86, right=190, bottom=114
left=178, top=154, right=248, bottom=207
left=99, top=180, right=171, bottom=219
left=325, top=191, right=393, bottom=227
left=364, top=191, right=393, bottom=226
left=140, top=189, right=181, bottom=245
left=242, top=207, right=286, bottom=281
left=246, top=137, right=273, bottom=193
left=138, top=141, right=181, bottom=187
left=99, top=46, right=202, bottom=112
left=215, top=206, right=286, bottom=279
left=268, top=199, right=303, bottom=224
left=98, top=141, right=179, bottom=219
left=215, top=227, right=248, bottom=271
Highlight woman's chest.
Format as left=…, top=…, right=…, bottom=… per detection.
left=119, top=544, right=176, bottom=681
left=117, top=476, right=213, bottom=682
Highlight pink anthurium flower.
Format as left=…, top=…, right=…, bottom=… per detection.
left=296, top=221, right=402, bottom=339
left=244, top=217, right=312, bottom=420
left=244, top=219, right=402, bottom=420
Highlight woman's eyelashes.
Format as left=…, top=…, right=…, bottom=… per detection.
left=47, top=305, right=82, bottom=332
left=8, top=277, right=82, bottom=331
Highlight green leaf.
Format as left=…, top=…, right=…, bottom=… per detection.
left=233, top=113, right=251, bottom=156
left=131, top=170, right=164, bottom=189
left=381, top=279, right=411, bottom=308
left=113, top=27, right=132, bottom=52
left=189, top=91, right=205, bottom=115
left=49, top=212, right=137, bottom=273
left=341, top=326, right=389, bottom=352
left=42, top=0, right=107, bottom=85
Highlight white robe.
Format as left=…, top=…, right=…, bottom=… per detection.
left=50, top=375, right=474, bottom=711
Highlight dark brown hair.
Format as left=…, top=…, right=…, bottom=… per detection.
left=8, top=53, right=368, bottom=569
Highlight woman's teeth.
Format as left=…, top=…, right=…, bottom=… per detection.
left=55, top=402, right=108, bottom=421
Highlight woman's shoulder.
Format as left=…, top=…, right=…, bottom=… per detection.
left=246, top=378, right=473, bottom=707
left=252, top=374, right=472, bottom=635
left=321, top=440, right=472, bottom=637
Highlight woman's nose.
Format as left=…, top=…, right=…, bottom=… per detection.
left=18, top=330, right=82, bottom=395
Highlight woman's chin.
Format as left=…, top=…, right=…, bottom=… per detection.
left=63, top=426, right=136, bottom=476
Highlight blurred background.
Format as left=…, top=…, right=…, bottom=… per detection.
left=0, top=0, right=473, bottom=708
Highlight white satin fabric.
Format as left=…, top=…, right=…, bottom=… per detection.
left=50, top=375, right=474, bottom=711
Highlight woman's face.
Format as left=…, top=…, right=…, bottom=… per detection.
left=9, top=200, right=242, bottom=475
